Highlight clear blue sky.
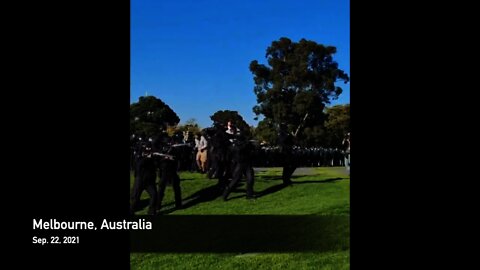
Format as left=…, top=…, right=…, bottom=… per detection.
left=131, top=0, right=350, bottom=128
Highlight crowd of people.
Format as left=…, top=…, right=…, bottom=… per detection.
left=252, top=146, right=348, bottom=168
left=130, top=121, right=350, bottom=215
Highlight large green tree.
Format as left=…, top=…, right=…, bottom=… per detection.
left=130, top=96, right=180, bottom=136
left=324, top=104, right=350, bottom=148
left=177, top=118, right=201, bottom=134
left=249, top=37, right=349, bottom=144
left=253, top=118, right=278, bottom=145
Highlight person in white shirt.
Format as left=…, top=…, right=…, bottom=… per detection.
left=194, top=132, right=208, bottom=173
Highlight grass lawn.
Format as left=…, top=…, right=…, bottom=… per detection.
left=130, top=167, right=350, bottom=269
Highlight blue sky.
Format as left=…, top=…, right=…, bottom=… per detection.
left=131, top=0, right=349, bottom=128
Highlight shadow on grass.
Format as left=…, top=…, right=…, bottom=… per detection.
left=227, top=183, right=288, bottom=201
left=158, top=183, right=224, bottom=215
left=133, top=199, right=151, bottom=212
left=256, top=175, right=304, bottom=181
left=292, top=177, right=346, bottom=184
left=227, top=177, right=348, bottom=202
left=144, top=177, right=348, bottom=214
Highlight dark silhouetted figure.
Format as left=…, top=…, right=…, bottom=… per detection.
left=130, top=141, right=157, bottom=215
left=342, top=132, right=351, bottom=174
left=153, top=134, right=182, bottom=212
left=205, top=124, right=232, bottom=188
left=278, top=124, right=296, bottom=186
left=223, top=132, right=255, bottom=200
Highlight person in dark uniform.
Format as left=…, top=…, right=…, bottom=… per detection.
left=130, top=141, right=158, bottom=215
left=130, top=134, right=137, bottom=172
left=342, top=132, right=351, bottom=174
left=208, top=124, right=231, bottom=188
left=222, top=131, right=255, bottom=200
left=153, top=134, right=182, bottom=212
left=278, top=123, right=296, bottom=186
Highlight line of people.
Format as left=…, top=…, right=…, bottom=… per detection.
left=130, top=134, right=183, bottom=215
left=130, top=123, right=350, bottom=215
left=130, top=121, right=258, bottom=215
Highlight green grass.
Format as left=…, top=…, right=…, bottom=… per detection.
left=131, top=167, right=350, bottom=269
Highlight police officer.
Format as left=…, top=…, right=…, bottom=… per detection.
left=130, top=141, right=158, bottom=215
left=153, top=134, right=182, bottom=212
left=342, top=132, right=351, bottom=174
left=278, top=123, right=296, bottom=186
left=222, top=131, right=255, bottom=200
left=208, top=124, right=231, bottom=187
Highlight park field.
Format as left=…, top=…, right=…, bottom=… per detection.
left=130, top=167, right=350, bottom=269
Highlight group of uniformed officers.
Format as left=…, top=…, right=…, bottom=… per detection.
left=130, top=131, right=183, bottom=215
left=130, top=121, right=347, bottom=215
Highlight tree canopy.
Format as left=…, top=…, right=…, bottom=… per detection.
left=249, top=37, right=349, bottom=143
left=324, top=104, right=350, bottom=148
left=177, top=118, right=201, bottom=133
left=210, top=110, right=250, bottom=136
left=130, top=96, right=180, bottom=136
